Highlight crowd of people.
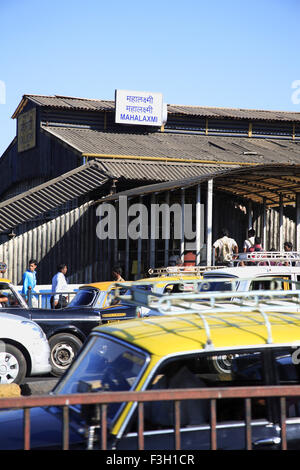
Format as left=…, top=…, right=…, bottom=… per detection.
left=21, top=261, right=125, bottom=309
left=213, top=227, right=294, bottom=267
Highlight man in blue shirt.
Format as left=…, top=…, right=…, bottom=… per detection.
left=22, top=259, right=37, bottom=305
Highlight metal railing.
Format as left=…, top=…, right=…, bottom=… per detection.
left=0, top=385, right=299, bottom=450
left=27, top=290, right=77, bottom=308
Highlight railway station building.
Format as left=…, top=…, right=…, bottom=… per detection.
left=0, top=93, right=300, bottom=284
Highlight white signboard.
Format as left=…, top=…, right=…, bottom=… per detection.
left=115, top=89, right=164, bottom=126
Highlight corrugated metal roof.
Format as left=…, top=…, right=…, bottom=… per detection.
left=12, top=94, right=300, bottom=122
left=0, top=161, right=110, bottom=232
left=101, top=164, right=300, bottom=208
left=42, top=125, right=300, bottom=165
left=0, top=157, right=233, bottom=232
left=95, top=159, right=236, bottom=182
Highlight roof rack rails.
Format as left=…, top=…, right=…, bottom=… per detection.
left=233, top=251, right=300, bottom=266
left=148, top=266, right=227, bottom=276
left=114, top=278, right=300, bottom=312
left=113, top=280, right=300, bottom=349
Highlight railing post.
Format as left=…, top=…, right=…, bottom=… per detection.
left=174, top=400, right=181, bottom=450
left=210, top=399, right=217, bottom=450
left=23, top=408, right=31, bottom=450
left=138, top=402, right=144, bottom=450
left=280, top=397, right=287, bottom=450
left=62, top=405, right=69, bottom=450
left=245, top=398, right=252, bottom=450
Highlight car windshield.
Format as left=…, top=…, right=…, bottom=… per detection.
left=54, top=334, right=147, bottom=422
left=67, top=289, right=100, bottom=307
left=200, top=277, right=238, bottom=292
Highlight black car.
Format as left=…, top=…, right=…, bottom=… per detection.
left=0, top=280, right=136, bottom=376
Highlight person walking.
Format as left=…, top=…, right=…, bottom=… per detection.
left=50, top=263, right=68, bottom=309
left=22, top=259, right=38, bottom=306
left=243, top=228, right=256, bottom=253
left=112, top=265, right=125, bottom=282
left=213, top=228, right=238, bottom=266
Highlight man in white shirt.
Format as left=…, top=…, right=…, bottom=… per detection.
left=213, top=228, right=238, bottom=266
left=243, top=228, right=256, bottom=253
left=50, top=264, right=68, bottom=309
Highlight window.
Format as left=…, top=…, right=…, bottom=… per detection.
left=250, top=276, right=291, bottom=291
left=141, top=350, right=268, bottom=430
left=273, top=349, right=300, bottom=418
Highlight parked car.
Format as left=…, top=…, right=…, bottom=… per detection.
left=0, top=312, right=51, bottom=384
left=1, top=290, right=300, bottom=449
left=201, top=264, right=300, bottom=292
left=0, top=279, right=137, bottom=376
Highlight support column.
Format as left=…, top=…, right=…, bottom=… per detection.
left=125, top=198, right=130, bottom=279
left=150, top=194, right=156, bottom=269
left=180, top=189, right=185, bottom=262
left=248, top=200, right=253, bottom=229
left=296, top=193, right=300, bottom=251
left=207, top=179, right=213, bottom=266
left=262, top=197, right=267, bottom=250
left=164, top=192, right=170, bottom=267
left=137, top=196, right=143, bottom=278
left=279, top=194, right=284, bottom=251
left=196, top=184, right=201, bottom=265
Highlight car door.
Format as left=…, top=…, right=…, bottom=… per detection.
left=270, top=347, right=300, bottom=450
left=116, top=349, right=281, bottom=450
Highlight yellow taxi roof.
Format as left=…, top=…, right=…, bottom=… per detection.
left=0, top=278, right=12, bottom=284
left=81, top=276, right=201, bottom=291
left=94, top=312, right=300, bottom=357
left=80, top=281, right=116, bottom=291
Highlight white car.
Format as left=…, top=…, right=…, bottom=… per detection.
left=0, top=313, right=51, bottom=384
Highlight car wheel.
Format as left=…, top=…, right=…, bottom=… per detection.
left=209, top=354, right=235, bottom=375
left=0, top=344, right=27, bottom=384
left=49, top=333, right=83, bottom=377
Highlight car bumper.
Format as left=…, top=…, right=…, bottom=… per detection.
left=28, top=340, right=52, bottom=376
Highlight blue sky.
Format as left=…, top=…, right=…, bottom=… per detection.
left=0, top=0, right=299, bottom=155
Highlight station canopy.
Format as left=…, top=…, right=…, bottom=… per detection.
left=101, top=163, right=300, bottom=208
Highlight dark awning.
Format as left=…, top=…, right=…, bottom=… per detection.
left=0, top=161, right=110, bottom=232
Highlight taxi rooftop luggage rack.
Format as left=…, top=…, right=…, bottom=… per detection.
left=114, top=279, right=300, bottom=348
left=234, top=251, right=300, bottom=266
left=148, top=266, right=226, bottom=276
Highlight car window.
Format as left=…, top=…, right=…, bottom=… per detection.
left=54, top=335, right=147, bottom=423
left=67, top=289, right=98, bottom=307
left=272, top=349, right=300, bottom=418
left=140, top=350, right=267, bottom=431
left=0, top=283, right=22, bottom=307
left=199, top=279, right=235, bottom=292
left=249, top=276, right=291, bottom=291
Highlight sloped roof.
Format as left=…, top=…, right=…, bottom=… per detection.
left=42, top=125, right=300, bottom=165
left=0, top=158, right=234, bottom=232
left=0, top=161, right=109, bottom=232
left=12, top=94, right=300, bottom=122
left=101, top=163, right=300, bottom=208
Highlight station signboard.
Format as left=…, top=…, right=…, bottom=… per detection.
left=115, top=89, right=165, bottom=126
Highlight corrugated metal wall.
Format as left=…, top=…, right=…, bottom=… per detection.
left=0, top=201, right=102, bottom=286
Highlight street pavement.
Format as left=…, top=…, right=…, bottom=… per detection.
left=20, top=377, right=59, bottom=396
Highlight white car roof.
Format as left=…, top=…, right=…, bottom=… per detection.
left=203, top=265, right=300, bottom=278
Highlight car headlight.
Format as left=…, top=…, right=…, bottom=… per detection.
left=21, top=320, right=45, bottom=339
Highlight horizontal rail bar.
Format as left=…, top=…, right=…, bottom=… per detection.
left=2, top=385, right=300, bottom=409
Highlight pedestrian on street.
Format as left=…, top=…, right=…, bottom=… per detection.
left=22, top=259, right=38, bottom=306
left=50, top=263, right=68, bottom=309
left=213, top=228, right=238, bottom=266
left=243, top=228, right=256, bottom=253
left=112, top=265, right=125, bottom=282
